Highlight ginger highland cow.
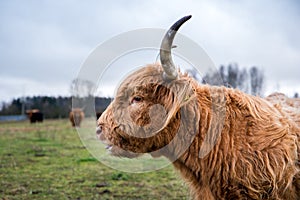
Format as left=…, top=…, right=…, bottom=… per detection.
left=69, top=108, right=84, bottom=127
left=97, top=16, right=300, bottom=199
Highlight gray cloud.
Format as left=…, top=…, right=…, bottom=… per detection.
left=0, top=0, right=299, bottom=102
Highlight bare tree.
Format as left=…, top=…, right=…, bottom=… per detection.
left=202, top=64, right=264, bottom=96
left=237, top=68, right=249, bottom=94
left=250, top=66, right=264, bottom=96
left=70, top=78, right=95, bottom=98
left=227, top=63, right=238, bottom=88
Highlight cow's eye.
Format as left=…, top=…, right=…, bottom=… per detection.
left=131, top=96, right=143, bottom=104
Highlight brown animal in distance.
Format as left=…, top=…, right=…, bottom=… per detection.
left=26, top=109, right=44, bottom=123
left=97, top=16, right=300, bottom=199
left=69, top=108, right=84, bottom=127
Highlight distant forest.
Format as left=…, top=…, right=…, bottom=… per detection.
left=201, top=63, right=298, bottom=98
left=0, top=96, right=112, bottom=119
left=201, top=63, right=264, bottom=96
left=1, top=64, right=298, bottom=118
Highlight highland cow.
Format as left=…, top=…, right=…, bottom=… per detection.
left=69, top=108, right=84, bottom=127
left=266, top=92, right=300, bottom=110
left=266, top=92, right=300, bottom=127
left=97, top=16, right=300, bottom=199
left=26, top=109, right=44, bottom=123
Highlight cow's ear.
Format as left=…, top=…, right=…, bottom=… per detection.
left=149, top=91, right=200, bottom=160
left=157, top=80, right=196, bottom=131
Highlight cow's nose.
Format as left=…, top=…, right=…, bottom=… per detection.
left=96, top=125, right=102, bottom=135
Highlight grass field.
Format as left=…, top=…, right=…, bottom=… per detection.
left=0, top=119, right=189, bottom=200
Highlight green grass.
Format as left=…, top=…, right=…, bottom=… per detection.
left=0, top=119, right=189, bottom=199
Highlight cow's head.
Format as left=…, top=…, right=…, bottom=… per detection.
left=97, top=16, right=199, bottom=158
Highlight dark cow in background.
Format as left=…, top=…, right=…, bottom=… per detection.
left=69, top=108, right=85, bottom=127
left=26, top=109, right=44, bottom=123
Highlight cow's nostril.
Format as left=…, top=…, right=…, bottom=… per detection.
left=96, top=126, right=102, bottom=135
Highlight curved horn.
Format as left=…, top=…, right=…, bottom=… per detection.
left=160, top=15, right=192, bottom=80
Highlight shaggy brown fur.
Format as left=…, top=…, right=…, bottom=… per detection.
left=69, top=108, right=84, bottom=127
left=97, top=63, right=300, bottom=199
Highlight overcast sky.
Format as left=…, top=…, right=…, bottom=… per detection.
left=1, top=0, right=300, bottom=103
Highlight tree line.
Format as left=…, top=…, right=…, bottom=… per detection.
left=188, top=63, right=265, bottom=96
left=0, top=96, right=112, bottom=119
left=1, top=63, right=298, bottom=117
